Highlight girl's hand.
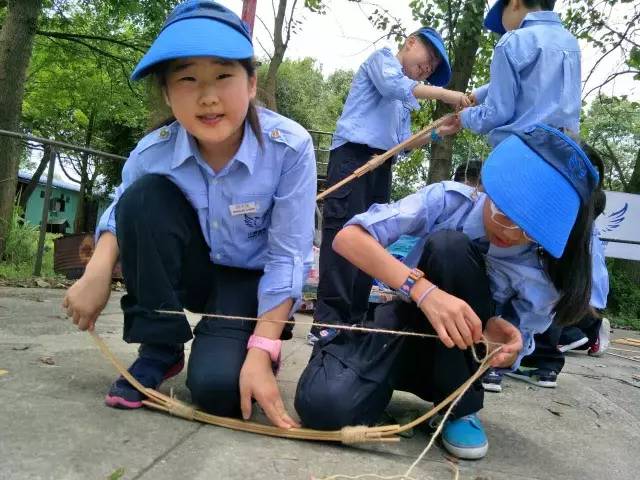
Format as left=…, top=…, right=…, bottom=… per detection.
left=416, top=286, right=483, bottom=349
left=439, top=89, right=472, bottom=109
left=483, top=316, right=523, bottom=368
left=436, top=114, right=462, bottom=137
left=239, top=348, right=300, bottom=429
left=62, top=269, right=112, bottom=331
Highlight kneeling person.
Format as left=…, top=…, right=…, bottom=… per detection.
left=295, top=125, right=600, bottom=459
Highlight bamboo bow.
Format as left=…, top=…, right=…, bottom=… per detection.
left=89, top=329, right=499, bottom=445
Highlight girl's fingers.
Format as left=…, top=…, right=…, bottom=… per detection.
left=276, top=398, right=300, bottom=428
left=239, top=383, right=252, bottom=421
left=464, top=306, right=483, bottom=341
left=432, top=321, right=454, bottom=349
left=262, top=399, right=292, bottom=429
left=444, top=319, right=466, bottom=350
left=454, top=316, right=474, bottom=348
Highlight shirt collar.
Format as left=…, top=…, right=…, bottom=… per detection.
left=520, top=10, right=561, bottom=28
left=462, top=193, right=488, bottom=240
left=171, top=121, right=258, bottom=174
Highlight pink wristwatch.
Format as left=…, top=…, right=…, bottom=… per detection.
left=247, top=335, right=282, bottom=367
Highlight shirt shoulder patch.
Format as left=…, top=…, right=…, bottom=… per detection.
left=135, top=124, right=175, bottom=154
left=442, top=180, right=477, bottom=200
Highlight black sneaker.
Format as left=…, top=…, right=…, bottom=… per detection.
left=105, top=344, right=184, bottom=409
left=481, top=368, right=504, bottom=393
left=506, top=367, right=558, bottom=388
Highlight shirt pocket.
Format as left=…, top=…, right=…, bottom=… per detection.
left=185, top=190, right=208, bottom=211
left=231, top=193, right=273, bottom=242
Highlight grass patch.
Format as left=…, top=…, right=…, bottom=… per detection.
left=0, top=205, right=62, bottom=280
left=608, top=315, right=640, bottom=331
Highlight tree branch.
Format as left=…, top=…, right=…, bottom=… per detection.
left=57, top=156, right=81, bottom=184
left=285, top=0, right=300, bottom=47
left=255, top=35, right=274, bottom=60
left=583, top=69, right=640, bottom=100
left=255, top=14, right=275, bottom=45
left=40, top=32, right=133, bottom=65
left=36, top=30, right=148, bottom=53
left=581, top=11, right=640, bottom=93
left=602, top=138, right=629, bottom=191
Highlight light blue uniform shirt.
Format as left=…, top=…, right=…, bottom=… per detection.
left=590, top=227, right=609, bottom=309
left=346, top=181, right=558, bottom=370
left=332, top=48, right=420, bottom=151
left=460, top=11, right=581, bottom=146
left=96, top=108, right=317, bottom=317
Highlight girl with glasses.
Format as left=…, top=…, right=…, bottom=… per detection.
left=295, top=124, right=600, bottom=460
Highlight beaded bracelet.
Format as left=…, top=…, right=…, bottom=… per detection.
left=416, top=284, right=438, bottom=307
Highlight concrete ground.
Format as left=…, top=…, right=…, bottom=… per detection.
left=1, top=287, right=639, bottom=480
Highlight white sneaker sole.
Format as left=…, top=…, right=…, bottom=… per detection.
left=442, top=437, right=488, bottom=460
left=558, top=336, right=589, bottom=353
left=505, top=372, right=557, bottom=388
left=482, top=382, right=502, bottom=393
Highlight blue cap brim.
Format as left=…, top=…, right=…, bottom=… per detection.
left=131, top=18, right=254, bottom=80
left=481, top=135, right=580, bottom=258
left=417, top=30, right=452, bottom=87
left=484, top=0, right=507, bottom=35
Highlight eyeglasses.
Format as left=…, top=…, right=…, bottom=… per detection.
left=489, top=201, right=534, bottom=242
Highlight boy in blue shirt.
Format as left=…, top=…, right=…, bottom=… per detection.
left=314, top=28, right=468, bottom=337
left=459, top=0, right=581, bottom=146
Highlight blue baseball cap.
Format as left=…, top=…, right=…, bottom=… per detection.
left=416, top=28, right=452, bottom=87
left=131, top=0, right=253, bottom=81
left=484, top=0, right=556, bottom=35
left=484, top=0, right=508, bottom=35
left=481, top=125, right=599, bottom=258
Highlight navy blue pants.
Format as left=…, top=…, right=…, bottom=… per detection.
left=314, top=142, right=391, bottom=330
left=522, top=312, right=602, bottom=373
left=296, top=231, right=493, bottom=430
left=116, top=175, right=291, bottom=416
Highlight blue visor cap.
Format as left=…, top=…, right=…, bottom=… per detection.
left=481, top=125, right=599, bottom=258
left=131, top=1, right=253, bottom=81
left=484, top=0, right=507, bottom=35
left=417, top=28, right=452, bottom=87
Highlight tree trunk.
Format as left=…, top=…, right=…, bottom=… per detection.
left=263, top=0, right=288, bottom=111
left=74, top=108, right=96, bottom=233
left=626, top=147, right=640, bottom=194
left=0, top=0, right=42, bottom=258
left=18, top=143, right=51, bottom=212
left=427, top=0, right=486, bottom=184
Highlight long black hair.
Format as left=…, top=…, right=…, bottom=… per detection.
left=149, top=58, right=263, bottom=147
left=543, top=142, right=604, bottom=325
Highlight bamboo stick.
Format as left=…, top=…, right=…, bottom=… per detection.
left=316, top=114, right=456, bottom=201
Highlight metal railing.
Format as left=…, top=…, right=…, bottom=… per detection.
left=0, top=129, right=126, bottom=276
left=1, top=127, right=334, bottom=274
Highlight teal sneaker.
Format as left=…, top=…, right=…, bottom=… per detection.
left=441, top=413, right=488, bottom=460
